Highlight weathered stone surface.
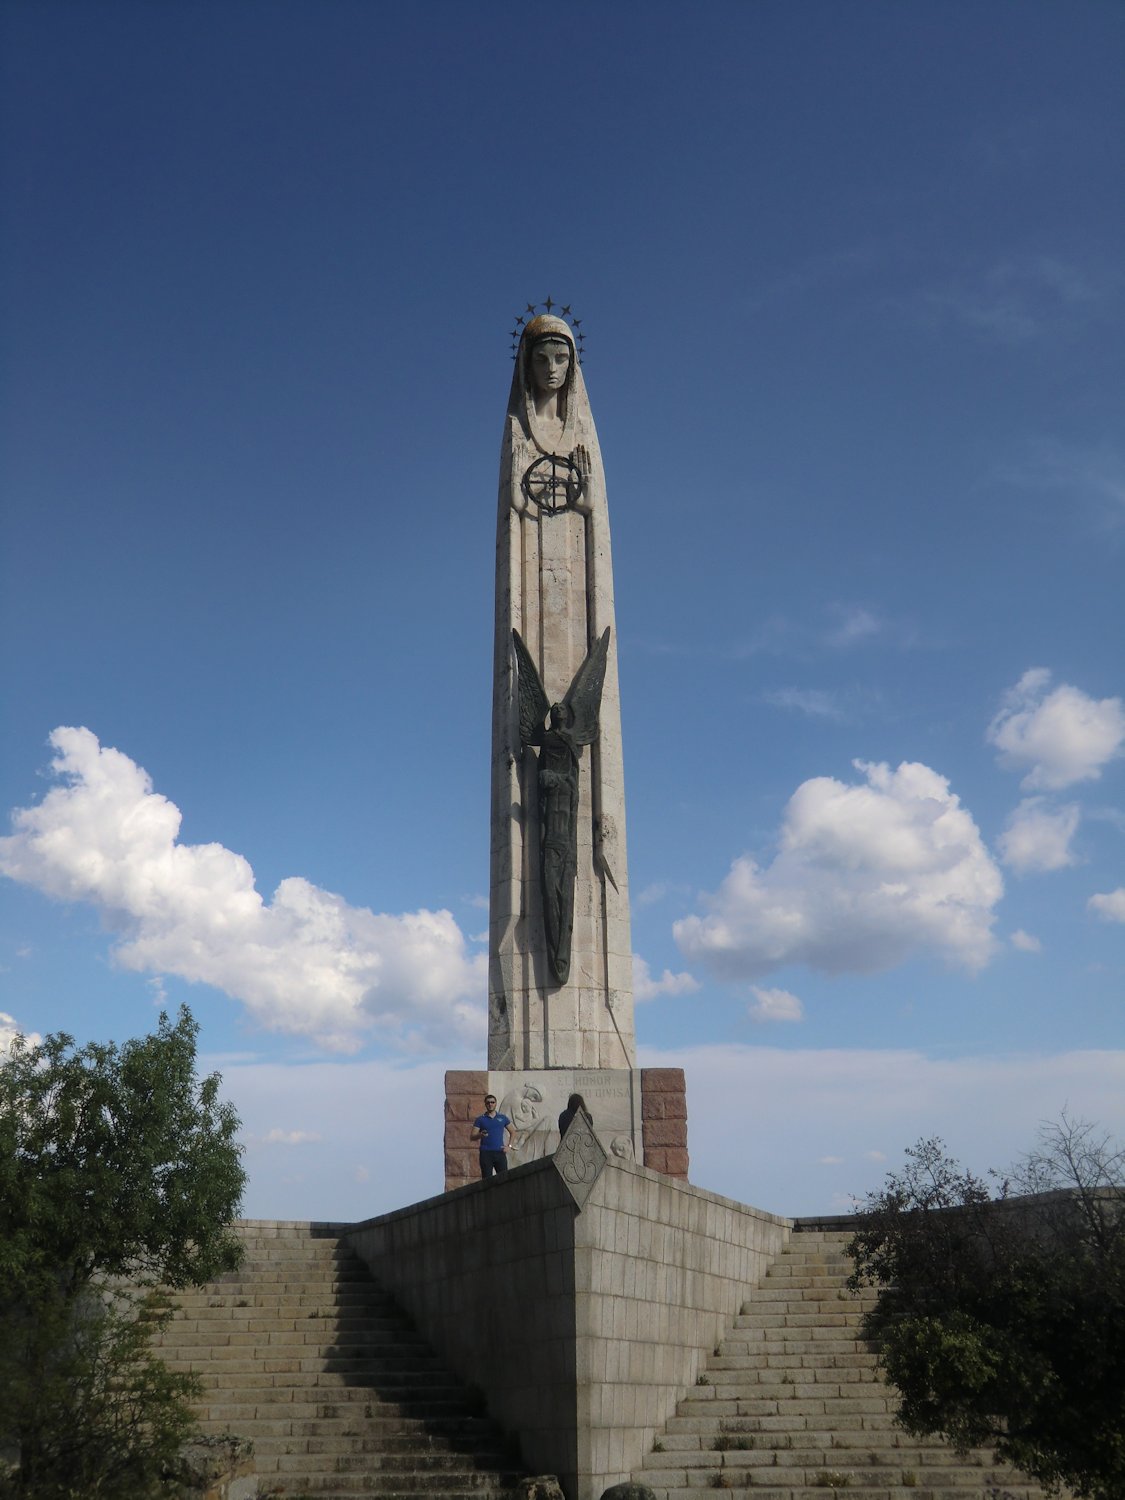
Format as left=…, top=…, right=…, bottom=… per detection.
left=640, top=1068, right=688, bottom=1180
left=445, top=1068, right=647, bottom=1191
left=490, top=315, right=634, bottom=1073
left=347, top=1155, right=790, bottom=1500
left=443, top=1069, right=488, bottom=1189
left=553, top=1107, right=607, bottom=1210
left=600, top=1485, right=656, bottom=1500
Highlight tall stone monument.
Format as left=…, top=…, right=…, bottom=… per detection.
left=444, top=307, right=687, bottom=1187
left=490, top=311, right=634, bottom=1074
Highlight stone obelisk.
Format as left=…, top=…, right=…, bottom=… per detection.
left=488, top=312, right=634, bottom=1074
left=442, top=310, right=688, bottom=1189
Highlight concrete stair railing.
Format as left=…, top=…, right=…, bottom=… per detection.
left=154, top=1222, right=522, bottom=1499
left=630, top=1228, right=1071, bottom=1500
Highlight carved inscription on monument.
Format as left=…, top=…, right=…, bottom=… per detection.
left=488, top=1067, right=640, bottom=1168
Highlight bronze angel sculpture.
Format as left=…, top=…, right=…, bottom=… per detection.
left=512, top=626, right=611, bottom=986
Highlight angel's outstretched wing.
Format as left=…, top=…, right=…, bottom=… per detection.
left=512, top=629, right=550, bottom=748
left=563, top=627, right=611, bottom=746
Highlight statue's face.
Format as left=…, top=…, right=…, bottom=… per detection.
left=530, top=339, right=571, bottom=394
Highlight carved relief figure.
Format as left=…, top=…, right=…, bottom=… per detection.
left=513, top=627, right=610, bottom=986
left=499, top=1081, right=555, bottom=1164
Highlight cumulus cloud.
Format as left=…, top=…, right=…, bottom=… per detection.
left=632, top=954, right=700, bottom=1002
left=0, top=728, right=486, bottom=1053
left=987, top=670, right=1125, bottom=790
left=748, top=986, right=804, bottom=1023
left=260, top=1128, right=322, bottom=1146
left=1, top=1012, right=42, bottom=1055
left=674, top=760, right=1002, bottom=981
left=997, top=797, right=1080, bottom=873
left=1010, top=929, right=1042, bottom=953
left=1089, top=889, right=1125, bottom=924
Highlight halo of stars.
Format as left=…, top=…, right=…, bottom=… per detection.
left=510, top=298, right=586, bottom=362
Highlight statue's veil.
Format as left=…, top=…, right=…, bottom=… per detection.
left=506, top=314, right=590, bottom=454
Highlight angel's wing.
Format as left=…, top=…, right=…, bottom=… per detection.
left=562, top=627, right=611, bottom=746
left=511, top=629, right=550, bottom=747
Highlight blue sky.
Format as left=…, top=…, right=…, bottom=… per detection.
left=2, top=0, right=1123, bottom=1220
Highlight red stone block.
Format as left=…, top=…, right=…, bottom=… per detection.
left=641, top=1067, right=684, bottom=1093
left=645, top=1119, right=687, bottom=1148
left=643, top=1146, right=667, bottom=1173
left=445, top=1069, right=487, bottom=1094
left=662, top=1147, right=690, bottom=1179
left=641, top=1094, right=665, bottom=1121
left=663, top=1093, right=688, bottom=1120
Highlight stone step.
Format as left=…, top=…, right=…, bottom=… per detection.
left=632, top=1228, right=1064, bottom=1500
left=157, top=1226, right=519, bottom=1500
left=652, top=1489, right=1044, bottom=1500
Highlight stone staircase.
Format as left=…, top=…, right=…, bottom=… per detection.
left=632, top=1228, right=1066, bottom=1500
left=155, top=1222, right=522, bottom=1498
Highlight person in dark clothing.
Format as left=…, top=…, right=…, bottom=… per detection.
left=557, top=1092, right=589, bottom=1141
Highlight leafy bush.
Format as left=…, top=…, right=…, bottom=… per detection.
left=0, top=1008, right=245, bottom=1498
left=848, top=1116, right=1125, bottom=1500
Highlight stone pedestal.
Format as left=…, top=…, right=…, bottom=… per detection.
left=444, top=1067, right=688, bottom=1190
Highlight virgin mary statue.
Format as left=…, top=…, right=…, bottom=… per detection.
left=488, top=313, right=635, bottom=1073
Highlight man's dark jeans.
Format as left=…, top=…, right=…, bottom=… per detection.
left=479, top=1149, right=508, bottom=1179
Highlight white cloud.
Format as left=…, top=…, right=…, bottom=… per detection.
left=0, top=728, right=486, bottom=1054
left=763, top=687, right=846, bottom=721
left=919, top=255, right=1106, bottom=343
left=825, top=605, right=881, bottom=648
left=674, top=759, right=1002, bottom=981
left=0, top=1012, right=42, bottom=1054
left=987, top=670, right=1125, bottom=790
left=748, top=986, right=804, bottom=1023
left=634, top=881, right=691, bottom=909
left=258, top=1128, right=322, bottom=1146
left=662, top=1043, right=1125, bottom=1218
left=1089, top=888, right=1125, bottom=924
left=998, top=439, right=1125, bottom=527
left=997, top=797, right=1080, bottom=873
left=632, top=954, right=700, bottom=1002
left=1010, top=929, right=1042, bottom=953
left=819, top=1155, right=845, bottom=1165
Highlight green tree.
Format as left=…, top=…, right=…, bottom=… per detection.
left=847, top=1117, right=1125, bottom=1500
left=0, top=1007, right=246, bottom=1498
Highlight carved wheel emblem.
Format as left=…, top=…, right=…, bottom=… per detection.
left=522, top=454, right=585, bottom=516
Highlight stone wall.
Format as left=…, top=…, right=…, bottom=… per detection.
left=346, top=1154, right=789, bottom=1500
left=348, top=1161, right=581, bottom=1485
left=573, top=1158, right=786, bottom=1494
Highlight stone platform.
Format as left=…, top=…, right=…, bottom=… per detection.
left=347, top=1144, right=786, bottom=1500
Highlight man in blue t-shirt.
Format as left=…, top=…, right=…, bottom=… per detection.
left=471, top=1092, right=515, bottom=1179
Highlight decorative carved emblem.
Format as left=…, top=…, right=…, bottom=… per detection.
left=521, top=453, right=585, bottom=515
left=552, top=1109, right=607, bottom=1210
